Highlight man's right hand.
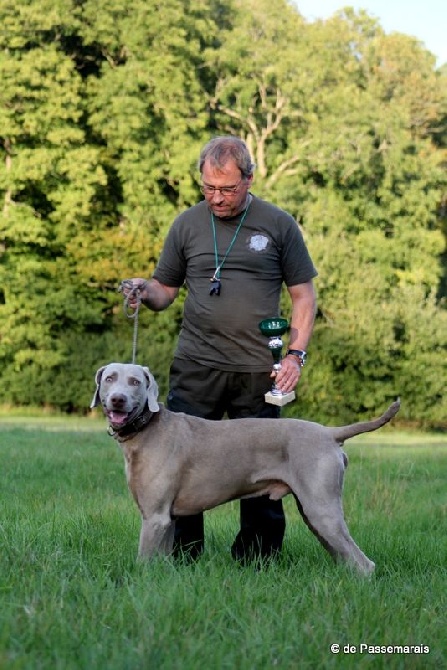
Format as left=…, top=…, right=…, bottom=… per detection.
left=120, top=278, right=179, bottom=312
left=120, top=278, right=148, bottom=309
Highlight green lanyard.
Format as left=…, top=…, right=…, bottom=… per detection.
left=210, top=206, right=250, bottom=283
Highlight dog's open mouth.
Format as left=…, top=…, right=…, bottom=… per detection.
left=107, top=410, right=130, bottom=427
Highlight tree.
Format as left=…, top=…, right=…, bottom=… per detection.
left=0, top=0, right=219, bottom=408
left=0, top=0, right=445, bottom=423
left=0, top=2, right=108, bottom=399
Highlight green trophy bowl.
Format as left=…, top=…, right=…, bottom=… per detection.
left=258, top=317, right=295, bottom=407
left=259, top=317, right=289, bottom=338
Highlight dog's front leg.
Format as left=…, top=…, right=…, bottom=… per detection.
left=138, top=513, right=175, bottom=559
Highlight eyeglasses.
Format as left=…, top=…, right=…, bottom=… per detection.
left=200, top=179, right=243, bottom=197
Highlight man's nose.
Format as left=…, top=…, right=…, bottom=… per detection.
left=210, top=189, right=224, bottom=203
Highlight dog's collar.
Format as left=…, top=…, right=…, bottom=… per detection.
left=108, top=403, right=155, bottom=442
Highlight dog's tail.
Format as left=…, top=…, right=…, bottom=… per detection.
left=330, top=399, right=400, bottom=444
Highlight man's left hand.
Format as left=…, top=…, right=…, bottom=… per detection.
left=272, top=355, right=302, bottom=394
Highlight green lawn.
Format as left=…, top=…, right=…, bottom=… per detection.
left=1, top=420, right=446, bottom=669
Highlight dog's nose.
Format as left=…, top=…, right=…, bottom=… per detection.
left=110, top=393, right=126, bottom=408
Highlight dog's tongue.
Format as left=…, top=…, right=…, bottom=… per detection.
left=109, top=411, right=128, bottom=426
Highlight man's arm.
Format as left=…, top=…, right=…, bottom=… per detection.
left=287, top=280, right=317, bottom=352
left=274, top=280, right=317, bottom=394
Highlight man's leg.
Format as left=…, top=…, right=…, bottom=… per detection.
left=231, top=497, right=286, bottom=562
left=228, top=371, right=286, bottom=562
left=172, top=513, right=205, bottom=560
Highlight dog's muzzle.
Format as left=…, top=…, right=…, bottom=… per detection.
left=104, top=392, right=139, bottom=429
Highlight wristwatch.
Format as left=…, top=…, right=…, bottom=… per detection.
left=286, top=349, right=307, bottom=366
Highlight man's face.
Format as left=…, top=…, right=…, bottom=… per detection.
left=201, top=158, right=253, bottom=218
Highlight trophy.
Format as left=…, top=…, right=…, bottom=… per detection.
left=259, top=317, right=295, bottom=406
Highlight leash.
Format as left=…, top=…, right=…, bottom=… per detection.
left=118, top=280, right=142, bottom=364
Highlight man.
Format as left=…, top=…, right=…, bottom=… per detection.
left=124, top=135, right=317, bottom=563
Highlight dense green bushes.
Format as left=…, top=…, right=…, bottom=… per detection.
left=0, top=0, right=446, bottom=425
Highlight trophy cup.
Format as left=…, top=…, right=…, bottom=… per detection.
left=259, top=317, right=295, bottom=406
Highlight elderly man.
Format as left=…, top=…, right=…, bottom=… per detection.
left=124, top=135, right=317, bottom=563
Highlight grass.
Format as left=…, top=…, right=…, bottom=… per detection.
left=0, top=419, right=446, bottom=669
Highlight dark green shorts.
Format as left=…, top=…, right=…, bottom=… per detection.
left=167, top=357, right=280, bottom=420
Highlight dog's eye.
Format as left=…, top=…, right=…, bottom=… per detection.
left=104, top=376, right=113, bottom=383
left=130, top=379, right=140, bottom=386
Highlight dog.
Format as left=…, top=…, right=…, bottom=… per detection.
left=91, top=362, right=400, bottom=574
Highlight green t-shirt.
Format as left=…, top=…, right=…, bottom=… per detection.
left=153, top=195, right=318, bottom=372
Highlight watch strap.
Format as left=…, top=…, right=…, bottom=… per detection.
left=286, top=349, right=307, bottom=366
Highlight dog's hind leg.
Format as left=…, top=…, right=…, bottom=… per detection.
left=293, top=492, right=375, bottom=575
left=289, top=450, right=375, bottom=576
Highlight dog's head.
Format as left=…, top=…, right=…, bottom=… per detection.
left=90, top=363, right=160, bottom=430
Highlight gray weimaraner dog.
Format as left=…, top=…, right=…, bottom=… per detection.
left=91, top=363, right=400, bottom=574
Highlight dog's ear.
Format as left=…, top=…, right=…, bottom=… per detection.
left=142, top=366, right=160, bottom=413
left=90, top=366, right=106, bottom=409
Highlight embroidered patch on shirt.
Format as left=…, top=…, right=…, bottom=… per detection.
left=247, top=234, right=270, bottom=252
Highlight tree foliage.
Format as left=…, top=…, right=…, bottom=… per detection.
left=0, top=0, right=446, bottom=426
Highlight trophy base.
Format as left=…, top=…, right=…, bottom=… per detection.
left=264, top=390, right=296, bottom=406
